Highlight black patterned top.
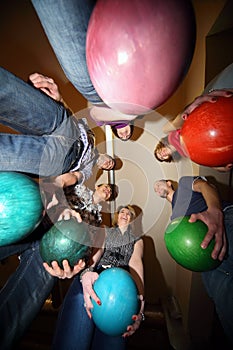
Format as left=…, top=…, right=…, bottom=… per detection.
left=98, top=225, right=139, bottom=268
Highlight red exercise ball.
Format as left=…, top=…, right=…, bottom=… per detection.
left=181, top=96, right=233, bottom=167
left=86, top=0, right=196, bottom=115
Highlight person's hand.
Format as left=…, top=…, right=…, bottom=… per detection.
left=181, top=89, right=233, bottom=120
left=29, top=73, right=62, bottom=102
left=122, top=295, right=145, bottom=338
left=189, top=207, right=227, bottom=261
left=43, top=259, right=85, bottom=279
left=46, top=193, right=59, bottom=210
left=81, top=271, right=101, bottom=318
left=58, top=209, right=83, bottom=222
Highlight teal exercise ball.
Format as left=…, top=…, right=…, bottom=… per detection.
left=164, top=216, right=221, bottom=272
left=91, top=267, right=139, bottom=336
left=39, top=219, right=90, bottom=268
left=0, top=172, right=43, bottom=246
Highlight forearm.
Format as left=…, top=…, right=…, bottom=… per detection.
left=129, top=259, right=144, bottom=298
left=192, top=179, right=226, bottom=260
left=129, top=239, right=144, bottom=298
left=193, top=179, right=222, bottom=210
left=60, top=97, right=74, bottom=116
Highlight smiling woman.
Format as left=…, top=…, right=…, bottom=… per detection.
left=113, top=205, right=136, bottom=229
left=52, top=203, right=145, bottom=349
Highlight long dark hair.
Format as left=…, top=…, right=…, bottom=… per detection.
left=64, top=184, right=102, bottom=227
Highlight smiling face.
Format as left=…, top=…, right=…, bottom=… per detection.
left=153, top=180, right=169, bottom=198
left=117, top=207, right=132, bottom=228
left=155, top=145, right=172, bottom=161
left=116, top=125, right=132, bottom=140
left=95, top=184, right=112, bottom=201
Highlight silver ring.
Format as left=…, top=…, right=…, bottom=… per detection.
left=84, top=302, right=87, bottom=308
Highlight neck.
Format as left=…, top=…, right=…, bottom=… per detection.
left=92, top=192, right=101, bottom=204
left=118, top=225, right=128, bottom=234
left=168, top=144, right=177, bottom=154
left=166, top=189, right=174, bottom=203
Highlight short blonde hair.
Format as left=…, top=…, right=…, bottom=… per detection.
left=112, top=205, right=136, bottom=226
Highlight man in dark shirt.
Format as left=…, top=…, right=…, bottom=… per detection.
left=154, top=176, right=233, bottom=345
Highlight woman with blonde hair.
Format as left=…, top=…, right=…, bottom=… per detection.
left=52, top=205, right=145, bottom=350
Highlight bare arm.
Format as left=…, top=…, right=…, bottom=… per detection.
left=191, top=179, right=227, bottom=260
left=163, top=89, right=233, bottom=134
left=129, top=238, right=144, bottom=297
left=180, top=89, right=233, bottom=119
left=80, top=245, right=105, bottom=318
left=52, top=171, right=83, bottom=188
left=123, top=238, right=145, bottom=338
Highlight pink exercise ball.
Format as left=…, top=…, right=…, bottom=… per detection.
left=86, top=0, right=196, bottom=115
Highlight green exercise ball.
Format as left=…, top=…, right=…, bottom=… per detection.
left=164, top=216, right=221, bottom=272
left=0, top=171, right=43, bottom=246
left=39, top=218, right=91, bottom=268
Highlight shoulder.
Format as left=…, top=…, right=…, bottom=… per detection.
left=179, top=176, right=207, bottom=191
left=106, top=226, right=118, bottom=234
left=192, top=176, right=208, bottom=191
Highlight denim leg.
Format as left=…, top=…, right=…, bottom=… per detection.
left=0, top=67, right=68, bottom=134
left=31, top=0, right=102, bottom=105
left=91, top=327, right=127, bottom=350
left=0, top=241, right=56, bottom=350
left=202, top=206, right=233, bottom=345
left=0, top=241, right=32, bottom=261
left=52, top=275, right=127, bottom=350
left=0, top=67, right=84, bottom=176
left=52, top=275, right=94, bottom=350
left=0, top=131, right=82, bottom=176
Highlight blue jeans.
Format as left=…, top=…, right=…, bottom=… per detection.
left=31, top=0, right=102, bottom=105
left=202, top=206, right=233, bottom=345
left=0, top=240, right=56, bottom=350
left=52, top=275, right=126, bottom=350
left=0, top=66, right=83, bottom=176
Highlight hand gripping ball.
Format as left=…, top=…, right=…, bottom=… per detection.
left=181, top=96, right=233, bottom=167
left=86, top=0, right=196, bottom=115
left=91, top=267, right=140, bottom=336
left=39, top=219, right=91, bottom=268
left=164, top=216, right=221, bottom=272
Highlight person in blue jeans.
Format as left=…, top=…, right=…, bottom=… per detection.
left=154, top=176, right=233, bottom=346
left=52, top=205, right=145, bottom=350
left=31, top=0, right=138, bottom=128
left=0, top=66, right=115, bottom=179
left=0, top=180, right=114, bottom=350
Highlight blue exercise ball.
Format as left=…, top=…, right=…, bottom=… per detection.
left=91, top=267, right=139, bottom=336
left=0, top=172, right=43, bottom=246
